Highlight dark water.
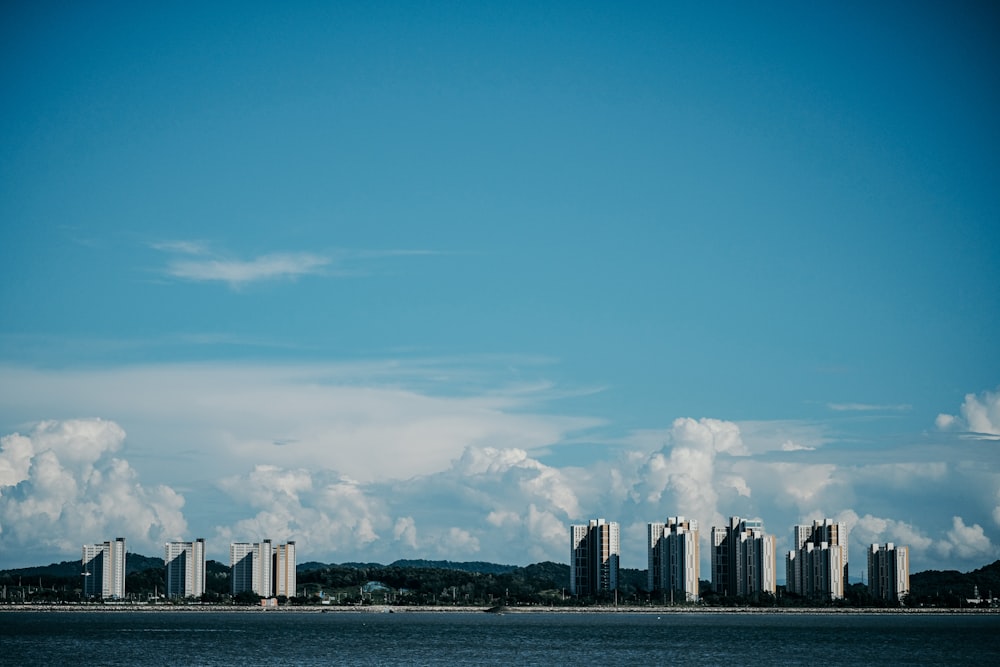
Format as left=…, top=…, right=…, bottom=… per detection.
left=3, top=610, right=999, bottom=666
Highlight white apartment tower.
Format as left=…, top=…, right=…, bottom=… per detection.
left=164, top=538, right=206, bottom=599
left=570, top=519, right=620, bottom=596
left=81, top=537, right=126, bottom=599
left=229, top=542, right=255, bottom=595
left=786, top=519, right=848, bottom=600
left=274, top=541, right=296, bottom=598
left=868, top=542, right=909, bottom=603
left=647, top=517, right=700, bottom=602
left=231, top=539, right=295, bottom=598
left=711, top=517, right=777, bottom=598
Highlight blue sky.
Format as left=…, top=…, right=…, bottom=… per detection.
left=1, top=2, right=998, bottom=578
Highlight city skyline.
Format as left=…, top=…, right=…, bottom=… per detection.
left=2, top=4, right=998, bottom=574
left=73, top=511, right=914, bottom=591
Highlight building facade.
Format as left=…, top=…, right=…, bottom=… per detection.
left=274, top=541, right=297, bottom=598
left=570, top=519, right=620, bottom=596
left=785, top=519, right=848, bottom=600
left=82, top=537, right=126, bottom=599
left=868, top=542, right=909, bottom=603
left=164, top=539, right=206, bottom=599
left=711, top=517, right=776, bottom=598
left=647, top=517, right=700, bottom=602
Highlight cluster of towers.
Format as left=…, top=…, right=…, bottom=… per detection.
left=230, top=539, right=297, bottom=598
left=80, top=537, right=297, bottom=600
left=571, top=516, right=910, bottom=602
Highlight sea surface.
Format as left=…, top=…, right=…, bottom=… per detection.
left=3, top=609, right=999, bottom=666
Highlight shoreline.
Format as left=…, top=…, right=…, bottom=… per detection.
left=2, top=603, right=997, bottom=615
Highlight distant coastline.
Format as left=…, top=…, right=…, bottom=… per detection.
left=2, top=603, right=998, bottom=615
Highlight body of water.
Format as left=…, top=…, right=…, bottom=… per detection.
left=3, top=610, right=998, bottom=665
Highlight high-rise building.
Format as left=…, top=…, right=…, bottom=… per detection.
left=230, top=542, right=255, bottom=595
left=164, top=539, right=206, bottom=599
left=274, top=541, right=296, bottom=598
left=81, top=537, right=126, bottom=599
left=711, top=517, right=776, bottom=597
left=868, top=542, right=909, bottom=603
left=647, top=517, right=700, bottom=602
left=785, top=519, right=848, bottom=600
left=231, top=539, right=296, bottom=598
left=569, top=519, right=620, bottom=596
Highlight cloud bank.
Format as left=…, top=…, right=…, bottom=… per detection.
left=0, top=379, right=997, bottom=576
left=0, top=419, right=187, bottom=562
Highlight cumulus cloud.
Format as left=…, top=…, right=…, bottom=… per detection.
left=838, top=510, right=935, bottom=554
left=937, top=516, right=997, bottom=561
left=0, top=420, right=187, bottom=559
left=215, top=465, right=390, bottom=556
left=207, top=444, right=589, bottom=565
left=936, top=388, right=1000, bottom=438
left=393, top=516, right=418, bottom=549
left=631, top=417, right=748, bottom=529
left=438, top=527, right=480, bottom=556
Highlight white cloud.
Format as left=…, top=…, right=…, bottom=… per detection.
left=763, top=462, right=839, bottom=505
left=631, top=417, right=747, bottom=529
left=393, top=516, right=418, bottom=549
left=839, top=510, right=935, bottom=554
left=0, top=420, right=187, bottom=559
left=151, top=241, right=442, bottom=288
left=734, top=419, right=830, bottom=455
left=2, top=370, right=998, bottom=574
left=167, top=252, right=331, bottom=286
left=486, top=510, right=520, bottom=527
left=0, top=362, right=601, bottom=485
left=152, top=239, right=331, bottom=286
left=937, top=516, right=997, bottom=561
left=781, top=440, right=815, bottom=452
left=214, top=466, right=390, bottom=557
left=827, top=402, right=911, bottom=412
left=936, top=388, right=1000, bottom=438
left=438, top=527, right=480, bottom=556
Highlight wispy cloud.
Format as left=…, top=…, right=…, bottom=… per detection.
left=150, top=240, right=440, bottom=287
left=827, top=402, right=912, bottom=412
left=149, top=240, right=211, bottom=255
left=166, top=252, right=332, bottom=286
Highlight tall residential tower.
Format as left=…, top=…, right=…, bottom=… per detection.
left=647, top=517, right=700, bottom=602
left=570, top=519, right=620, bottom=597
left=785, top=519, right=848, bottom=600
left=274, top=541, right=297, bottom=598
left=868, top=542, right=909, bottom=603
left=82, top=537, right=126, bottom=599
left=711, top=517, right=776, bottom=598
left=164, top=539, right=206, bottom=599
